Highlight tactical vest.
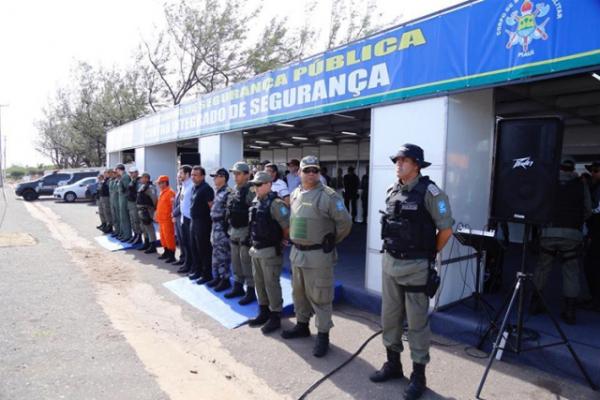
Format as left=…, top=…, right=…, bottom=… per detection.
left=250, top=192, right=282, bottom=249
left=228, top=184, right=251, bottom=228
left=127, top=178, right=138, bottom=202
left=211, top=186, right=231, bottom=223
left=289, top=184, right=336, bottom=246
left=552, top=177, right=584, bottom=230
left=381, top=176, right=437, bottom=260
left=136, top=184, right=154, bottom=207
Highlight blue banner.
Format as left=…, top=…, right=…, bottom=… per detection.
left=108, top=0, right=600, bottom=150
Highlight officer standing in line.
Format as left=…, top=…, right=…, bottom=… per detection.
left=126, top=167, right=143, bottom=245
left=116, top=164, right=132, bottom=242
left=207, top=168, right=234, bottom=292
left=530, top=159, right=592, bottom=324
left=109, top=166, right=122, bottom=238
left=584, top=160, right=600, bottom=310
left=247, top=171, right=290, bottom=334
left=370, top=144, right=453, bottom=400
left=224, top=161, right=257, bottom=305
left=281, top=156, right=352, bottom=357
left=136, top=172, right=158, bottom=254
left=98, top=170, right=113, bottom=233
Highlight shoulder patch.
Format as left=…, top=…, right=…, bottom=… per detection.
left=336, top=199, right=346, bottom=211
left=427, top=184, right=441, bottom=196
left=438, top=199, right=447, bottom=215
left=279, top=205, right=289, bottom=216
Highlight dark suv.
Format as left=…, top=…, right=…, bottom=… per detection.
left=15, top=170, right=100, bottom=201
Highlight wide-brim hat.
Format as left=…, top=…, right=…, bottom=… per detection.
left=390, top=143, right=431, bottom=168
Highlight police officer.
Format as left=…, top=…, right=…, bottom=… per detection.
left=109, top=166, right=121, bottom=238
left=248, top=171, right=290, bottom=334
left=371, top=144, right=453, bottom=400
left=98, top=170, right=113, bottom=233
left=281, top=156, right=352, bottom=357
left=126, top=167, right=143, bottom=245
left=531, top=159, right=592, bottom=324
left=116, top=164, right=132, bottom=242
left=208, top=168, right=234, bottom=292
left=136, top=172, right=158, bottom=253
left=225, top=161, right=257, bottom=305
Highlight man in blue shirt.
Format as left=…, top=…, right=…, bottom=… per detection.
left=188, top=166, right=215, bottom=284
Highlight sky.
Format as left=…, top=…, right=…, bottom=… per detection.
left=0, top=0, right=463, bottom=167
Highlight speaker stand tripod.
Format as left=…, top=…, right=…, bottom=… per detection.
left=475, top=224, right=598, bottom=398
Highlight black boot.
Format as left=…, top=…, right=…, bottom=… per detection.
left=164, top=250, right=176, bottom=263
left=238, top=286, right=256, bottom=305
left=404, top=363, right=427, bottom=400
left=111, top=231, right=119, bottom=238
left=313, top=332, right=329, bottom=358
left=561, top=297, right=577, bottom=325
left=173, top=258, right=186, bottom=266
left=196, top=273, right=213, bottom=285
left=102, top=224, right=113, bottom=234
left=529, top=292, right=546, bottom=315
left=206, top=277, right=221, bottom=287
left=96, top=223, right=105, bottom=230
left=248, top=305, right=270, bottom=327
left=134, top=234, right=143, bottom=245
left=261, top=312, right=281, bottom=334
left=177, top=265, right=191, bottom=274
left=138, top=237, right=150, bottom=251
left=370, top=348, right=404, bottom=382
left=281, top=322, right=311, bottom=339
left=144, top=243, right=157, bottom=254
left=214, top=278, right=231, bottom=292
left=127, top=234, right=137, bottom=244
left=188, top=272, right=203, bottom=280
left=157, top=249, right=169, bottom=260
left=224, top=282, right=245, bottom=299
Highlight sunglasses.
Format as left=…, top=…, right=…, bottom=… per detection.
left=302, top=167, right=320, bottom=174
left=253, top=183, right=264, bottom=188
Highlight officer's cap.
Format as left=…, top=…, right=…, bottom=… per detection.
left=210, top=167, right=229, bottom=180
left=300, top=155, right=320, bottom=171
left=390, top=144, right=431, bottom=168
left=249, top=171, right=273, bottom=185
left=115, top=164, right=125, bottom=171
left=229, top=161, right=250, bottom=173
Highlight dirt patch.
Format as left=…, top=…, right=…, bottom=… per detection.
left=24, top=201, right=286, bottom=400
left=0, top=232, right=37, bottom=247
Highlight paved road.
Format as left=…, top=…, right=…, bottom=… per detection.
left=0, top=190, right=597, bottom=400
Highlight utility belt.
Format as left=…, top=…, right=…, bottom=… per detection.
left=292, top=233, right=336, bottom=253
left=137, top=206, right=153, bottom=225
left=230, top=238, right=251, bottom=247
left=383, top=245, right=436, bottom=261
left=292, top=242, right=323, bottom=251
left=252, top=241, right=282, bottom=255
left=393, top=260, right=441, bottom=299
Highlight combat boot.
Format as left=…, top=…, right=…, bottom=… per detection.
left=137, top=237, right=150, bottom=251
left=127, top=234, right=138, bottom=244
left=404, top=363, right=427, bottom=400
left=102, top=224, right=113, bottom=234
left=144, top=243, right=157, bottom=254
left=238, top=286, right=256, bottom=305
left=248, top=305, right=270, bottom=327
left=224, top=282, right=245, bottom=299
left=370, top=348, right=404, bottom=382
left=158, top=249, right=169, bottom=260
left=261, top=312, right=281, bottom=334
left=561, top=297, right=576, bottom=325
left=281, top=322, right=311, bottom=339
left=96, top=223, right=105, bottom=230
left=313, top=332, right=329, bottom=358
left=164, top=250, right=176, bottom=263
left=206, top=277, right=221, bottom=287
left=196, top=273, right=213, bottom=285
left=133, top=234, right=143, bottom=245
left=214, top=278, right=231, bottom=292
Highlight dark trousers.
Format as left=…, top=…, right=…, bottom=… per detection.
left=344, top=193, right=358, bottom=220
left=585, top=230, right=600, bottom=303
left=361, top=195, right=368, bottom=223
left=190, top=218, right=213, bottom=278
left=181, top=217, right=192, bottom=267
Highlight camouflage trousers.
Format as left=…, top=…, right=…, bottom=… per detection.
left=211, top=223, right=231, bottom=278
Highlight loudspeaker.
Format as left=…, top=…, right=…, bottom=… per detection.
left=490, top=117, right=564, bottom=224
left=179, top=152, right=200, bottom=166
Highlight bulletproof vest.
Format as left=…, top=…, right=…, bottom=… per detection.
left=382, top=176, right=437, bottom=260
left=250, top=192, right=282, bottom=248
left=289, top=184, right=336, bottom=246
left=127, top=178, right=138, bottom=202
left=227, top=183, right=251, bottom=228
left=136, top=184, right=154, bottom=207
left=211, top=186, right=231, bottom=222
left=552, top=177, right=584, bottom=230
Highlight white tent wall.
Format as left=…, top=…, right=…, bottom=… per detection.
left=135, top=142, right=178, bottom=187
left=199, top=131, right=243, bottom=188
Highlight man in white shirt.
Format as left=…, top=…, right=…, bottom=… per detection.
left=286, top=159, right=301, bottom=193
left=265, top=163, right=290, bottom=205
left=178, top=165, right=194, bottom=273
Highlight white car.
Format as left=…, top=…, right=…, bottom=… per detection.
left=54, top=177, right=98, bottom=203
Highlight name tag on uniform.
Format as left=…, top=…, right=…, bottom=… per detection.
left=401, top=202, right=418, bottom=211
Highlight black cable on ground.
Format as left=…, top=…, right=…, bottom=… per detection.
left=297, top=329, right=382, bottom=400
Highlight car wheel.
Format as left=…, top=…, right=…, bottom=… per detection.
left=23, top=190, right=38, bottom=201
left=64, top=192, right=77, bottom=203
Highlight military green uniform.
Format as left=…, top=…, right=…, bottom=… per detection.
left=118, top=173, right=132, bottom=240
left=249, top=194, right=290, bottom=312
left=381, top=173, right=453, bottom=365
left=109, top=177, right=120, bottom=234
left=228, top=183, right=256, bottom=287
left=137, top=182, right=158, bottom=243
left=533, top=170, right=592, bottom=298
left=289, top=181, right=352, bottom=332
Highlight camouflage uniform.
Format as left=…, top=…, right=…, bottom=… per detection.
left=211, top=184, right=234, bottom=279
